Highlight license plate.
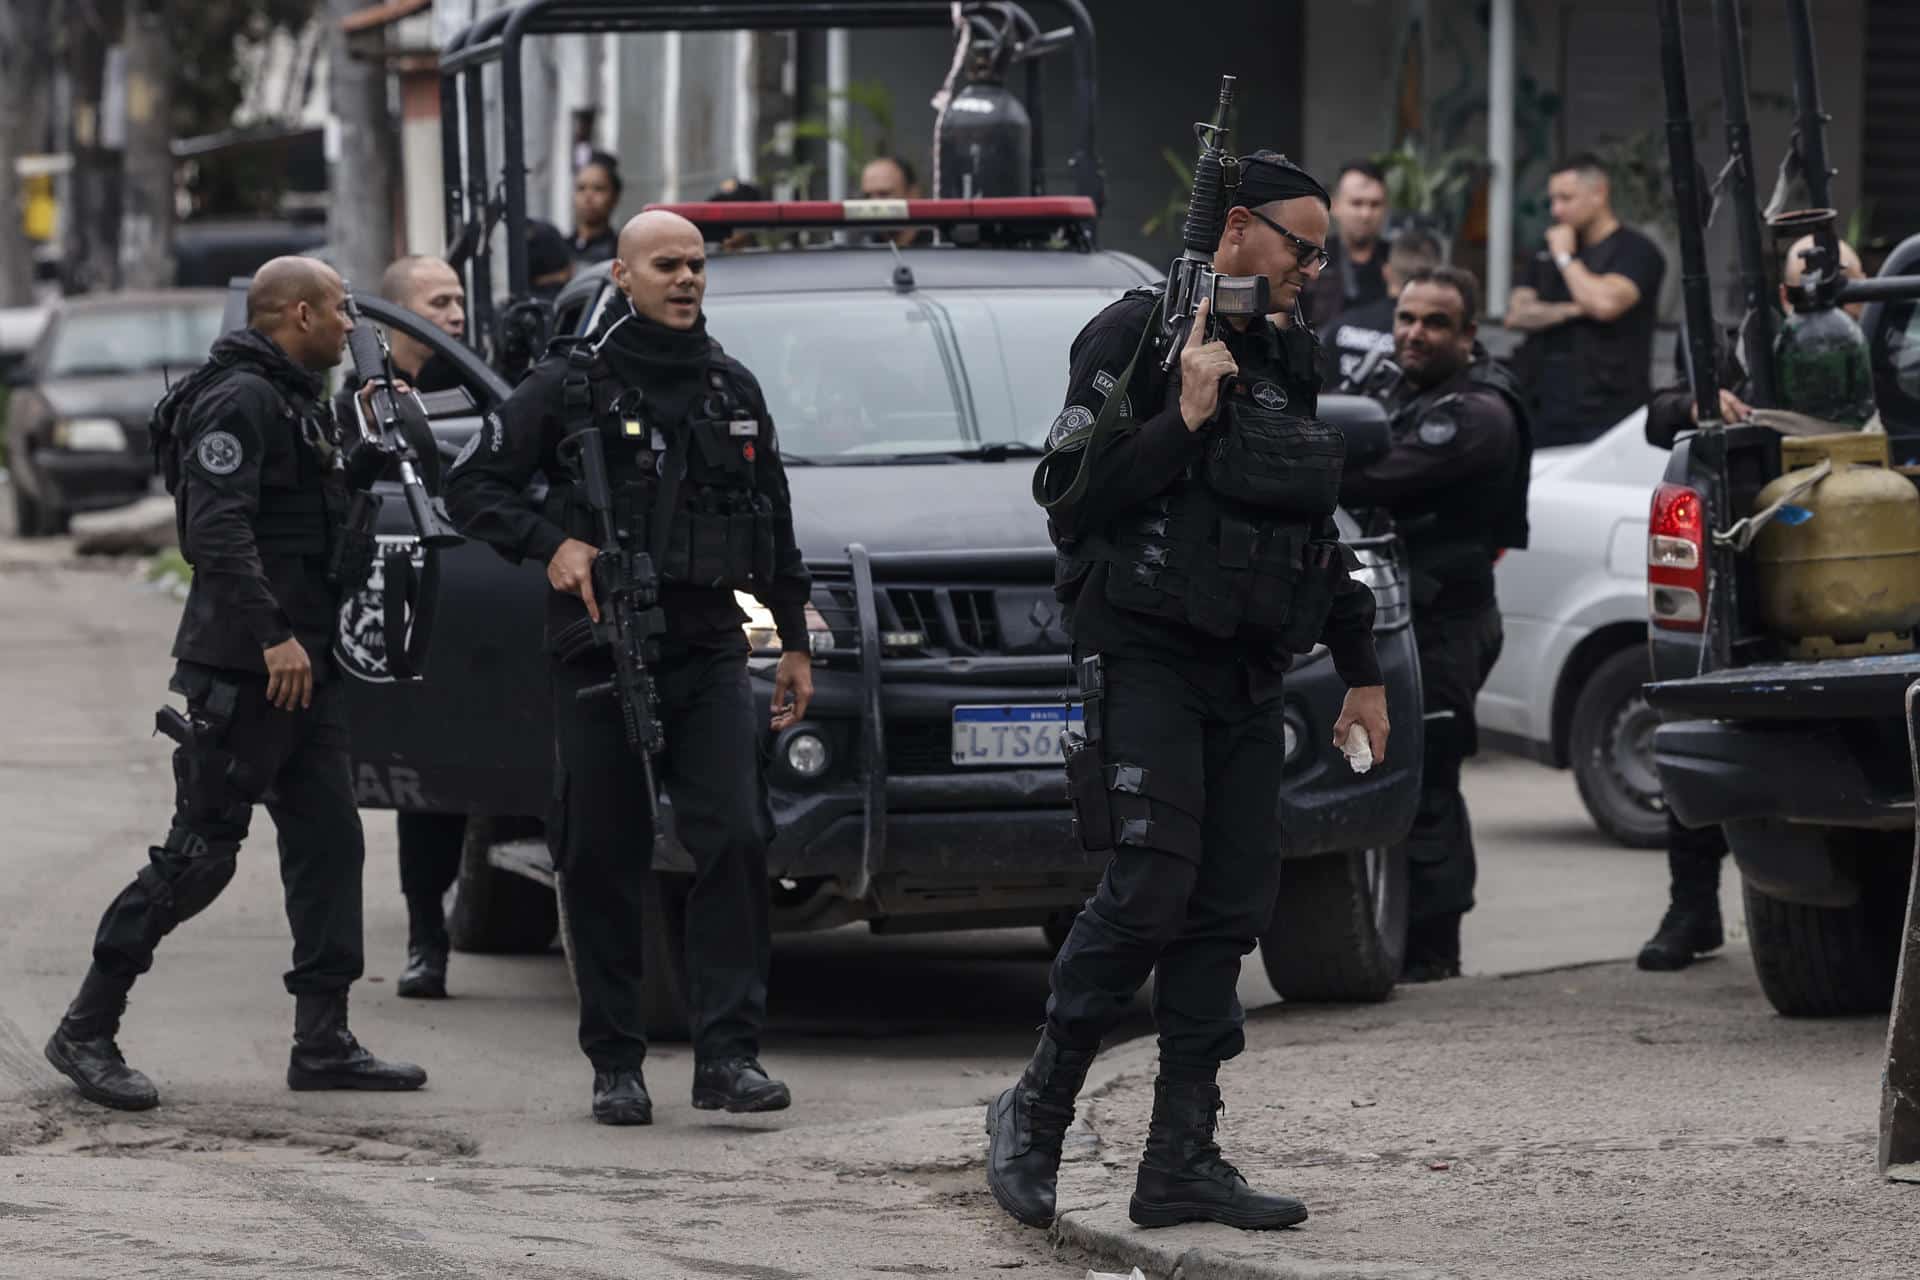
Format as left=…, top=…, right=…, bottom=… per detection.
left=951, top=703, right=1084, bottom=767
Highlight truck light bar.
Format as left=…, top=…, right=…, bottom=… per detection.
left=644, top=196, right=1098, bottom=229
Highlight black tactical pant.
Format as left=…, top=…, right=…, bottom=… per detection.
left=1666, top=813, right=1727, bottom=910
left=92, top=661, right=366, bottom=995
left=396, top=812, right=465, bottom=910
left=1405, top=602, right=1504, bottom=927
left=548, top=642, right=772, bottom=1069
left=1048, top=654, right=1288, bottom=1069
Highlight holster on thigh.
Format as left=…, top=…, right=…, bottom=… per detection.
left=1063, top=654, right=1203, bottom=861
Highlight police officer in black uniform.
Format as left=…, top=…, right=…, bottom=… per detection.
left=1635, top=335, right=1748, bottom=971
left=446, top=210, right=813, bottom=1126
left=1340, top=266, right=1530, bottom=982
left=990, top=154, right=1392, bottom=1233
left=44, top=256, right=428, bottom=1110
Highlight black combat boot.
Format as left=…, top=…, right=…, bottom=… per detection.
left=692, top=1056, right=791, bottom=1113
left=1637, top=902, right=1724, bottom=971
left=44, top=967, right=160, bottom=1111
left=1400, top=913, right=1463, bottom=984
left=1129, top=1078, right=1309, bottom=1230
left=592, top=1068, right=653, bottom=1125
left=985, top=1033, right=1097, bottom=1228
left=397, top=893, right=449, bottom=999
left=287, top=991, right=428, bottom=1091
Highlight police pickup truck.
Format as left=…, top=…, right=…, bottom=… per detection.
left=1646, top=233, right=1920, bottom=1018
left=326, top=197, right=1423, bottom=1031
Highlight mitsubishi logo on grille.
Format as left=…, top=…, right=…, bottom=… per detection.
left=1027, top=598, right=1061, bottom=644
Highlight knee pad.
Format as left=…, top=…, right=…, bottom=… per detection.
left=140, top=828, right=240, bottom=930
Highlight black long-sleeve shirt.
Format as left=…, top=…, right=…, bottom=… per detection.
left=445, top=337, right=812, bottom=651
left=169, top=329, right=345, bottom=675
left=1046, top=292, right=1382, bottom=689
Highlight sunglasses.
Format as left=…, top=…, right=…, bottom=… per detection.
left=1245, top=209, right=1331, bottom=271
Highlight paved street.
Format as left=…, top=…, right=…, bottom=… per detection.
left=0, top=541, right=1811, bottom=1279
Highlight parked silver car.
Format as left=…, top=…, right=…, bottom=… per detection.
left=1477, top=408, right=1672, bottom=847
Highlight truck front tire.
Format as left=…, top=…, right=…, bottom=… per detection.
left=1742, top=836, right=1910, bottom=1017
left=447, top=816, right=559, bottom=955
left=1260, top=846, right=1408, bottom=1003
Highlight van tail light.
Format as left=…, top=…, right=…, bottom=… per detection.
left=1648, top=482, right=1706, bottom=631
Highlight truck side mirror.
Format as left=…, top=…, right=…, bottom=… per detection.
left=1319, top=393, right=1392, bottom=469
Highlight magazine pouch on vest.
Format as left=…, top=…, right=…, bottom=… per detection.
left=1202, top=398, right=1345, bottom=518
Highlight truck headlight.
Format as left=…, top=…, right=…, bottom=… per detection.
left=783, top=729, right=831, bottom=779
left=52, top=417, right=127, bottom=451
left=734, top=591, right=836, bottom=655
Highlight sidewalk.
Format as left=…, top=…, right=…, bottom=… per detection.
left=1000, top=950, right=1910, bottom=1279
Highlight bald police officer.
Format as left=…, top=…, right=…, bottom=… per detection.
left=45, top=257, right=428, bottom=1110
left=447, top=212, right=813, bottom=1126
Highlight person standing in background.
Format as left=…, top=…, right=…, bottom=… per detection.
left=1302, top=160, right=1391, bottom=335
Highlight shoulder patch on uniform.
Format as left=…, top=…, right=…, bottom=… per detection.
left=1091, top=370, right=1134, bottom=417
left=195, top=430, right=244, bottom=476
left=450, top=431, right=481, bottom=471
left=1418, top=415, right=1459, bottom=446
left=1048, top=404, right=1096, bottom=449
left=486, top=412, right=505, bottom=453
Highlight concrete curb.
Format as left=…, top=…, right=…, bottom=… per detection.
left=1052, top=1203, right=1450, bottom=1280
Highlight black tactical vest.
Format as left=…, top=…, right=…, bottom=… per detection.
left=162, top=371, right=342, bottom=563
left=553, top=344, right=775, bottom=592
left=1040, top=293, right=1346, bottom=644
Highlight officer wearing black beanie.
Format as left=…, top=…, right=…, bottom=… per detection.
left=989, top=152, right=1391, bottom=1233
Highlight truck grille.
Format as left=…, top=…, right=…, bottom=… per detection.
left=806, top=574, right=1064, bottom=658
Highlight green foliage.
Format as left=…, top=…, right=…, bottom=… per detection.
left=765, top=79, right=899, bottom=197
left=1591, top=129, right=1675, bottom=233
left=147, top=547, right=192, bottom=591
left=1142, top=147, right=1194, bottom=240
left=1372, top=138, right=1485, bottom=238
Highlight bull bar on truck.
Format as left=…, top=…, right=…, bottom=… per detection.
left=437, top=0, right=1104, bottom=363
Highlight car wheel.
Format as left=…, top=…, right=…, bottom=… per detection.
left=446, top=815, right=559, bottom=954
left=1260, top=845, right=1408, bottom=1003
left=1569, top=646, right=1667, bottom=849
left=1737, top=827, right=1909, bottom=1018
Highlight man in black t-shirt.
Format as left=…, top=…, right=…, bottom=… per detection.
left=1302, top=160, right=1391, bottom=335
left=1506, top=154, right=1666, bottom=447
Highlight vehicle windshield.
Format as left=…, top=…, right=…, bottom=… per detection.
left=704, top=287, right=1124, bottom=461
left=44, top=303, right=225, bottom=378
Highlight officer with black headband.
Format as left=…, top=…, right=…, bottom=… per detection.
left=446, top=210, right=813, bottom=1127
left=991, top=152, right=1392, bottom=1233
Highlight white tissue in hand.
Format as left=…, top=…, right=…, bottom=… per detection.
left=1342, top=723, right=1374, bottom=774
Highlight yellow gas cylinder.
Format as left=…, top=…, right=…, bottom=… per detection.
left=1753, top=432, right=1920, bottom=657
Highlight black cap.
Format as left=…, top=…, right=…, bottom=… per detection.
left=526, top=219, right=572, bottom=277
left=1234, top=150, right=1330, bottom=208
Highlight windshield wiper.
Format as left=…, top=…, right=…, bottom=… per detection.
left=937, top=442, right=1045, bottom=461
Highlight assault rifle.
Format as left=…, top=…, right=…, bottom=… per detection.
left=1159, top=74, right=1270, bottom=371
left=557, top=426, right=667, bottom=817
left=342, top=295, right=465, bottom=551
